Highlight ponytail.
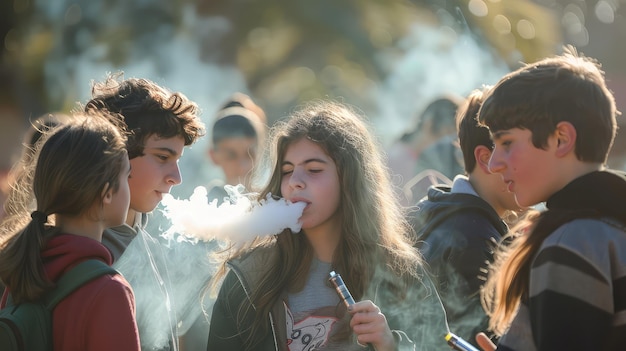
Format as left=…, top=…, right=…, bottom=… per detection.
left=0, top=211, right=53, bottom=304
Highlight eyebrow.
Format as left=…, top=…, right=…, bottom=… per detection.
left=281, top=158, right=328, bottom=166
left=146, top=147, right=180, bottom=157
left=491, top=130, right=511, bottom=140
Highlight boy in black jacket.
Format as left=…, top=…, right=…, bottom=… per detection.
left=409, top=87, right=522, bottom=349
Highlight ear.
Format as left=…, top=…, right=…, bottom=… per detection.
left=208, top=148, right=219, bottom=165
left=473, top=145, right=492, bottom=174
left=554, top=121, right=577, bottom=158
left=101, top=182, right=113, bottom=205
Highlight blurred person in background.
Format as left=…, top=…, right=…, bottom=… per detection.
left=388, top=94, right=462, bottom=205
left=206, top=93, right=267, bottom=204
left=0, top=113, right=71, bottom=223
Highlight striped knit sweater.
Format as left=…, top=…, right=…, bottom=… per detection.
left=497, top=171, right=626, bottom=351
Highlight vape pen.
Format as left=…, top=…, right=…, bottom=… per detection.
left=445, top=332, right=480, bottom=351
left=328, top=271, right=356, bottom=308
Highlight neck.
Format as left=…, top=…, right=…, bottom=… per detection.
left=56, top=214, right=105, bottom=242
left=303, top=218, right=341, bottom=263
left=125, top=208, right=137, bottom=227
left=554, top=161, right=604, bottom=193
left=469, top=173, right=507, bottom=217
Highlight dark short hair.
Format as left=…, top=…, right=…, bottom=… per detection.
left=479, top=46, right=618, bottom=163
left=457, top=88, right=492, bottom=173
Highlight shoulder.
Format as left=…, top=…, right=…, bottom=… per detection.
left=541, top=218, right=626, bottom=254
left=55, top=271, right=134, bottom=320
left=232, top=243, right=278, bottom=267
left=419, top=202, right=505, bottom=238
left=423, top=213, right=502, bottom=247
left=533, top=218, right=626, bottom=282
left=228, top=243, right=278, bottom=289
left=102, top=228, right=136, bottom=262
left=77, top=272, right=134, bottom=301
left=102, top=225, right=137, bottom=245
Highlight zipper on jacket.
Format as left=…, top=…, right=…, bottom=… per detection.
left=227, top=262, right=280, bottom=350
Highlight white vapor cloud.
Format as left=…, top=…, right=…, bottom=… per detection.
left=160, top=185, right=306, bottom=245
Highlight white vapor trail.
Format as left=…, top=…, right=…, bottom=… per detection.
left=160, top=185, right=306, bottom=245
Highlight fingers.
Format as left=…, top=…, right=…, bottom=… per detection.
left=475, top=332, right=497, bottom=351
left=349, top=301, right=395, bottom=350
left=348, top=300, right=381, bottom=315
left=349, top=301, right=382, bottom=328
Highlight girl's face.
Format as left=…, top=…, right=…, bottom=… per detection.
left=280, top=138, right=341, bottom=234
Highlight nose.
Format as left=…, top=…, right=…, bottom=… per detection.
left=288, top=168, right=305, bottom=189
left=166, top=163, right=182, bottom=185
left=488, top=148, right=506, bottom=174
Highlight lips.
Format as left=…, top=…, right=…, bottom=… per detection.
left=505, top=180, right=514, bottom=192
left=289, top=196, right=309, bottom=204
left=289, top=197, right=310, bottom=211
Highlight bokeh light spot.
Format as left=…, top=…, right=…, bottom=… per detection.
left=516, top=19, right=536, bottom=40
left=595, top=1, right=615, bottom=24
left=493, top=14, right=512, bottom=34
left=468, top=0, right=489, bottom=17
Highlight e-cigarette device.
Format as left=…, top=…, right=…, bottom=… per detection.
left=445, top=332, right=480, bottom=351
left=328, top=271, right=356, bottom=308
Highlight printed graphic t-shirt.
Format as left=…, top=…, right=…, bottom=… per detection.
left=285, top=259, right=363, bottom=351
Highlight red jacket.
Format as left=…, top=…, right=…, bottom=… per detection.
left=1, top=234, right=141, bottom=351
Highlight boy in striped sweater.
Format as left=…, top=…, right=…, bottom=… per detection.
left=476, top=46, right=626, bottom=351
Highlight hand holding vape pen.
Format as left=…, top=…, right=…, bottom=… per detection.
left=329, top=271, right=356, bottom=308
left=445, top=332, right=480, bottom=351
left=329, top=271, right=376, bottom=350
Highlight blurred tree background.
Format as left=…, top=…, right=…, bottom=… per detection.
left=1, top=0, right=625, bottom=196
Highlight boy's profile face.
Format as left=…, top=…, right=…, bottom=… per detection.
left=128, top=134, right=185, bottom=216
left=484, top=161, right=522, bottom=214
left=209, top=136, right=258, bottom=187
left=488, top=128, right=561, bottom=208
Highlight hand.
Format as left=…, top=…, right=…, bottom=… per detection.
left=475, top=332, right=496, bottom=351
left=349, top=300, right=395, bottom=351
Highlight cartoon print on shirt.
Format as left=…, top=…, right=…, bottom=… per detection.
left=285, top=301, right=337, bottom=351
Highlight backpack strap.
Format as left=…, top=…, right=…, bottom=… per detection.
left=44, top=259, right=118, bottom=310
